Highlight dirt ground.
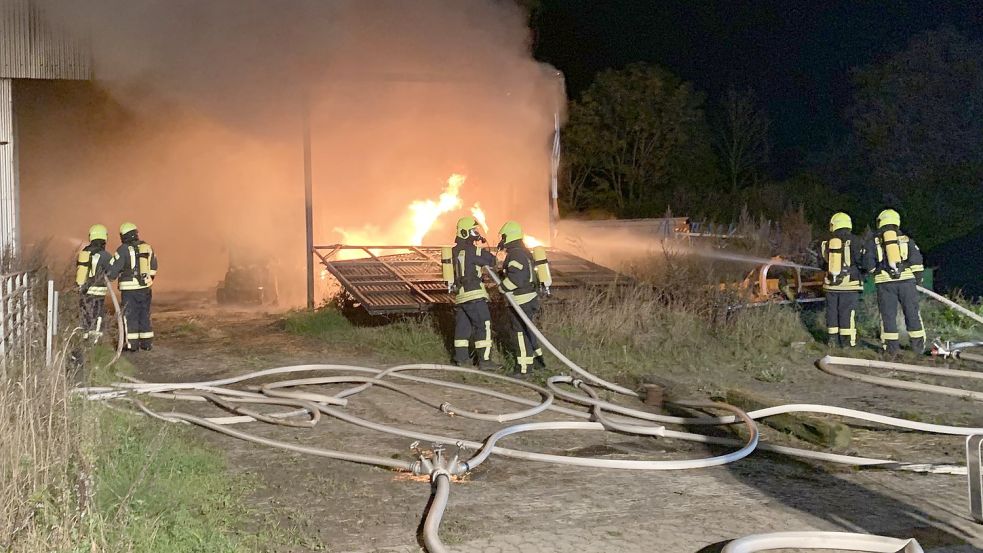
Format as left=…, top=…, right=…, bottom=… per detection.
left=127, top=294, right=983, bottom=553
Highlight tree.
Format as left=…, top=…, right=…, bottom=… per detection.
left=716, top=87, right=770, bottom=192
left=562, top=63, right=719, bottom=215
left=850, top=28, right=983, bottom=248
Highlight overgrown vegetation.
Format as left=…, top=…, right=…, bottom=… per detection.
left=539, top=283, right=817, bottom=393
left=1, top=315, right=267, bottom=553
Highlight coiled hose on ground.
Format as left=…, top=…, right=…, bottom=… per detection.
left=74, top=269, right=983, bottom=552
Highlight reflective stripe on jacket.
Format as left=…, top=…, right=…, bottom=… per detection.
left=820, top=231, right=864, bottom=292
left=109, top=240, right=159, bottom=290
left=76, top=242, right=111, bottom=296
left=863, top=229, right=923, bottom=284
left=500, top=241, right=538, bottom=305
left=452, top=237, right=494, bottom=304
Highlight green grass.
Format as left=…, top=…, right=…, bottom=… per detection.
left=83, top=410, right=256, bottom=553
left=66, top=346, right=274, bottom=552
left=285, top=308, right=447, bottom=362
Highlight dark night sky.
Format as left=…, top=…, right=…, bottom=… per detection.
left=533, top=0, right=983, bottom=171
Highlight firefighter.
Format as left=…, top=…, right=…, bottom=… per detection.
left=863, top=209, right=926, bottom=355
left=76, top=224, right=112, bottom=342
left=108, top=222, right=158, bottom=352
left=820, top=213, right=865, bottom=347
left=451, top=216, right=498, bottom=369
left=497, top=221, right=545, bottom=374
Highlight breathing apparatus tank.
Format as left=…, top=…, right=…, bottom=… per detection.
left=441, top=246, right=454, bottom=292
left=137, top=243, right=154, bottom=286
left=882, top=229, right=903, bottom=278
left=532, top=246, right=552, bottom=295
left=76, top=250, right=92, bottom=285
left=827, top=237, right=844, bottom=284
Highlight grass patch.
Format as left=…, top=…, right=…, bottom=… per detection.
left=285, top=307, right=447, bottom=362
left=86, top=408, right=258, bottom=553
left=538, top=284, right=817, bottom=391
left=3, top=335, right=275, bottom=552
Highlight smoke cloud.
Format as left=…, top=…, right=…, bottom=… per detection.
left=19, top=0, right=563, bottom=304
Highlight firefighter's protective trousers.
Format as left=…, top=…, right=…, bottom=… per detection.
left=508, top=297, right=542, bottom=373
left=122, top=288, right=153, bottom=350
left=499, top=240, right=542, bottom=372
left=454, top=299, right=493, bottom=365
left=876, top=280, right=925, bottom=354
left=824, top=291, right=859, bottom=347
left=76, top=241, right=111, bottom=340
left=79, top=295, right=106, bottom=341
left=108, top=238, right=158, bottom=350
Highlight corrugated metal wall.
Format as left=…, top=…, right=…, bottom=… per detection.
left=0, top=79, right=16, bottom=256
left=0, top=0, right=90, bottom=80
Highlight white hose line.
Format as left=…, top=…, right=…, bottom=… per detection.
left=484, top=268, right=638, bottom=397
left=818, top=355, right=983, bottom=401
left=958, top=351, right=983, bottom=364
left=549, top=375, right=983, bottom=435
left=79, top=362, right=975, bottom=472
left=129, top=399, right=425, bottom=474
left=261, top=374, right=555, bottom=423
left=423, top=473, right=452, bottom=553
left=721, top=531, right=924, bottom=553
left=918, top=285, right=983, bottom=326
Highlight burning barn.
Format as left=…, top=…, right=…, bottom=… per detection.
left=4, top=0, right=575, bottom=308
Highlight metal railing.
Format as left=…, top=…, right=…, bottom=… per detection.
left=0, top=269, right=34, bottom=368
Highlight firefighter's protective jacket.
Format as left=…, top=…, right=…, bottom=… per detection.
left=108, top=239, right=159, bottom=290
left=452, top=236, right=494, bottom=304
left=820, top=229, right=865, bottom=292
left=499, top=240, right=538, bottom=305
left=863, top=227, right=924, bottom=284
left=76, top=241, right=112, bottom=296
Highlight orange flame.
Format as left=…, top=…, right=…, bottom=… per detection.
left=408, top=174, right=466, bottom=245
left=523, top=234, right=544, bottom=248
left=470, top=202, right=489, bottom=233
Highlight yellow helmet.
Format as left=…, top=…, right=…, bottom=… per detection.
left=119, top=222, right=138, bottom=235
left=88, top=224, right=108, bottom=242
left=876, top=209, right=900, bottom=228
left=828, top=212, right=852, bottom=232
left=498, top=221, right=523, bottom=245
left=455, top=216, right=478, bottom=239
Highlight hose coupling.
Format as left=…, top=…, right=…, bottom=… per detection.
left=430, top=468, right=451, bottom=483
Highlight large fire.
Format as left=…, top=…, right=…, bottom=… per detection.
left=329, top=173, right=546, bottom=262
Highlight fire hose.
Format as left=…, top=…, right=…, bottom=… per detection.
left=74, top=267, right=983, bottom=552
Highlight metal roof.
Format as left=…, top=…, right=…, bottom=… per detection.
left=315, top=245, right=628, bottom=315
left=0, top=0, right=90, bottom=80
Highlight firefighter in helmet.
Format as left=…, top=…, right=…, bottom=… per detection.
left=450, top=216, right=498, bottom=369
left=863, top=209, right=926, bottom=354
left=820, top=213, right=865, bottom=347
left=497, top=221, right=546, bottom=374
left=107, top=222, right=158, bottom=352
left=76, top=224, right=112, bottom=342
